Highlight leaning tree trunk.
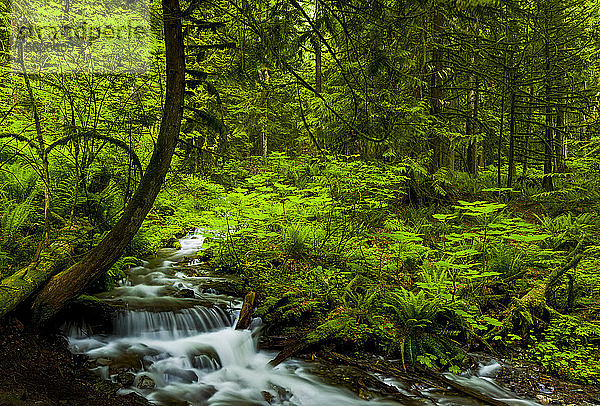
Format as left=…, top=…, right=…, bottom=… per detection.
left=31, top=0, right=185, bottom=326
left=513, top=242, right=583, bottom=328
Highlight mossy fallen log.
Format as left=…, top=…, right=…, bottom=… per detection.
left=0, top=230, right=81, bottom=320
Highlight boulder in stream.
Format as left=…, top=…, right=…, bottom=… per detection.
left=115, top=371, right=136, bottom=387
left=136, top=374, right=156, bottom=389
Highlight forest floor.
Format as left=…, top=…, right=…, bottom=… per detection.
left=0, top=317, right=149, bottom=406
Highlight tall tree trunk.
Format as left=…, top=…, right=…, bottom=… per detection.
left=497, top=89, right=505, bottom=188
left=314, top=0, right=322, bottom=94
left=315, top=42, right=322, bottom=94
left=429, top=7, right=444, bottom=172
left=466, top=77, right=475, bottom=175
left=543, top=84, right=554, bottom=191
left=31, top=0, right=186, bottom=325
left=542, top=4, right=554, bottom=191
left=555, top=101, right=566, bottom=172
left=465, top=28, right=479, bottom=176
left=507, top=81, right=516, bottom=188
left=522, top=87, right=532, bottom=180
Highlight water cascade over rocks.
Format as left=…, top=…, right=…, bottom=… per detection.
left=64, top=231, right=540, bottom=406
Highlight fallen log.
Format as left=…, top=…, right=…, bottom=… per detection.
left=235, top=291, right=256, bottom=330
left=268, top=339, right=308, bottom=367
left=0, top=229, right=82, bottom=320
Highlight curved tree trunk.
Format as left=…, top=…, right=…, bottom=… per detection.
left=31, top=0, right=186, bottom=326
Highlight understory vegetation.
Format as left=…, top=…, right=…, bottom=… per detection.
left=142, top=153, right=600, bottom=383
left=2, top=0, right=600, bottom=394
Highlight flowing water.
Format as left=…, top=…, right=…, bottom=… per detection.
left=64, top=231, right=540, bottom=406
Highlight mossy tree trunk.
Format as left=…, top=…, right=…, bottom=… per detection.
left=514, top=243, right=583, bottom=326
left=30, top=0, right=186, bottom=326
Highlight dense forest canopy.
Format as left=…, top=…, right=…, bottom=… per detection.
left=1, top=0, right=600, bottom=403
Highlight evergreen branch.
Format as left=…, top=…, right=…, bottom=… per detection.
left=46, top=132, right=143, bottom=175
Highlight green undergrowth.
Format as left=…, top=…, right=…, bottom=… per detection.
left=183, top=153, right=600, bottom=379
left=525, top=314, right=600, bottom=384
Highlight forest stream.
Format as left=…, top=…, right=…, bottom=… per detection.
left=63, top=230, right=541, bottom=406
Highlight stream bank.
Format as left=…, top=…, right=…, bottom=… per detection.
left=1, top=229, right=596, bottom=405
left=59, top=230, right=552, bottom=406
left=0, top=317, right=149, bottom=406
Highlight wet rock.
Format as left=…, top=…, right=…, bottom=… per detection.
left=115, top=371, right=136, bottom=387
left=93, top=379, right=121, bottom=393
left=108, top=353, right=144, bottom=375
left=136, top=374, right=156, bottom=389
left=270, top=384, right=293, bottom=402
left=163, top=237, right=181, bottom=250
left=142, top=353, right=170, bottom=369
left=173, top=288, right=196, bottom=299
left=95, top=358, right=112, bottom=366
left=191, top=351, right=221, bottom=369
left=248, top=317, right=263, bottom=330
left=196, top=279, right=245, bottom=297
left=164, top=368, right=198, bottom=384
left=262, top=391, right=274, bottom=403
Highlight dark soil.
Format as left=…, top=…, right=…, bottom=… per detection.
left=0, top=317, right=149, bottom=406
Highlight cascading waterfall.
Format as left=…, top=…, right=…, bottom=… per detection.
left=65, top=230, right=540, bottom=406
left=114, top=308, right=232, bottom=338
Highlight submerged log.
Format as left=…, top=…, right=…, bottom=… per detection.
left=324, top=351, right=511, bottom=406
left=427, top=369, right=511, bottom=406
left=235, top=291, right=256, bottom=330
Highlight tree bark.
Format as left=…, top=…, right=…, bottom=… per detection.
left=507, top=81, right=516, bottom=188
left=542, top=4, right=554, bottom=191
left=31, top=0, right=186, bottom=325
left=428, top=7, right=444, bottom=172
left=314, top=0, right=322, bottom=94
left=555, top=103, right=566, bottom=173
left=466, top=74, right=476, bottom=175
left=497, top=89, right=505, bottom=188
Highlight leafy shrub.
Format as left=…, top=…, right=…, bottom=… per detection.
left=526, top=315, right=600, bottom=384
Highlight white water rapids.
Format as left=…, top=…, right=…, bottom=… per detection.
left=64, top=231, right=540, bottom=406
